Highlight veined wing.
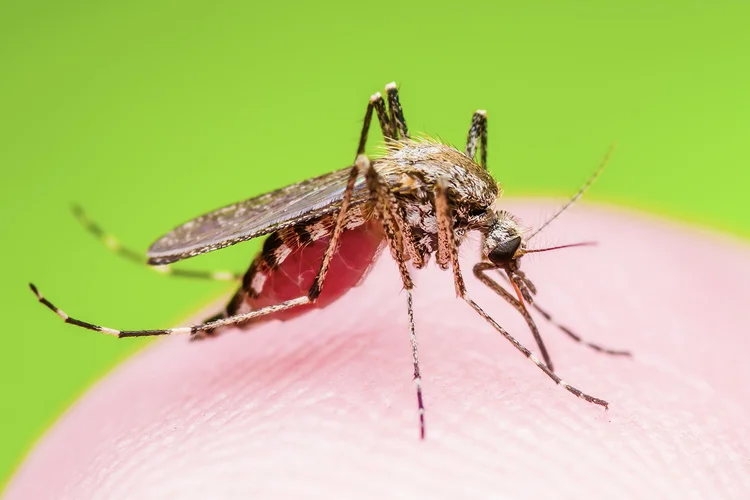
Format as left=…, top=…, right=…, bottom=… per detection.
left=147, top=167, right=368, bottom=265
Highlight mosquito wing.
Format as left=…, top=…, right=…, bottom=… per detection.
left=147, top=167, right=368, bottom=265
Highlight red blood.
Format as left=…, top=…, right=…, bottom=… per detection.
left=249, top=221, right=385, bottom=321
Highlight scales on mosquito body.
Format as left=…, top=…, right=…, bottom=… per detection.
left=31, top=82, right=629, bottom=439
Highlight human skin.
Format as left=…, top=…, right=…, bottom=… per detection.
left=5, top=201, right=750, bottom=499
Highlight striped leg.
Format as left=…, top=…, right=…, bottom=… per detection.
left=356, top=82, right=410, bottom=156
left=491, top=268, right=631, bottom=357
left=433, top=183, right=608, bottom=409
left=190, top=285, right=251, bottom=341
left=385, top=82, right=409, bottom=140
left=473, top=262, right=556, bottom=371
left=30, top=282, right=309, bottom=338
left=531, top=302, right=633, bottom=357
left=465, top=110, right=488, bottom=169
left=72, top=205, right=241, bottom=282
left=31, top=155, right=370, bottom=339
left=462, top=294, right=608, bottom=408
left=532, top=302, right=631, bottom=356
left=365, top=155, right=425, bottom=439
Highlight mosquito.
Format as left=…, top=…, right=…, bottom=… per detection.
left=31, top=82, right=629, bottom=439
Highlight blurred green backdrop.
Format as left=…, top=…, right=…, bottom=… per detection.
left=1, top=0, right=749, bottom=487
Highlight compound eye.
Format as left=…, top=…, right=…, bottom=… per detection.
left=488, top=236, right=522, bottom=266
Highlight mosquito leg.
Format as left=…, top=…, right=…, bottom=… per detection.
left=190, top=283, right=253, bottom=341
left=493, top=269, right=631, bottom=357
left=385, top=82, right=409, bottom=140
left=531, top=302, right=632, bottom=356
left=433, top=178, right=465, bottom=294
left=72, top=205, right=241, bottom=282
left=357, top=92, right=394, bottom=156
left=394, top=205, right=425, bottom=269
left=365, top=158, right=426, bottom=439
left=433, top=182, right=607, bottom=409
left=358, top=93, right=422, bottom=268
left=462, top=295, right=609, bottom=408
left=302, top=156, right=365, bottom=301
left=356, top=82, right=410, bottom=156
left=30, top=282, right=310, bottom=337
left=464, top=110, right=488, bottom=169
left=366, top=168, right=413, bottom=291
left=33, top=155, right=368, bottom=339
left=404, top=288, right=423, bottom=436
left=370, top=83, right=421, bottom=268
left=473, top=262, right=555, bottom=371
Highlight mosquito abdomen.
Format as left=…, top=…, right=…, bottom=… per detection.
left=245, top=221, right=385, bottom=322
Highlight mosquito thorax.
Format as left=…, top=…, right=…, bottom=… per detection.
left=383, top=139, right=499, bottom=210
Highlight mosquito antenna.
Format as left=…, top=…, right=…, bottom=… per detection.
left=528, top=144, right=615, bottom=241
left=523, top=241, right=597, bottom=254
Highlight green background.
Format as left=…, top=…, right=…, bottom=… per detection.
left=1, top=0, right=749, bottom=488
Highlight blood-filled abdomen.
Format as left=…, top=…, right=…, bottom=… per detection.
left=247, top=221, right=385, bottom=322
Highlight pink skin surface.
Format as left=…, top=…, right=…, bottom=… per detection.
left=6, top=201, right=750, bottom=499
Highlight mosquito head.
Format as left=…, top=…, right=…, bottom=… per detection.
left=482, top=209, right=598, bottom=307
left=481, top=210, right=538, bottom=305
left=483, top=210, right=526, bottom=272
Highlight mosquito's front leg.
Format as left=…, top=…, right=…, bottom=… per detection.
left=432, top=180, right=608, bottom=409
left=473, top=262, right=555, bottom=371
left=490, top=268, right=631, bottom=357
left=530, top=301, right=631, bottom=357
left=435, top=180, right=552, bottom=368
left=461, top=292, right=609, bottom=409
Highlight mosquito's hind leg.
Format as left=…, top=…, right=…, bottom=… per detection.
left=73, top=203, right=242, bottom=341
left=72, top=204, right=241, bottom=282
left=30, top=282, right=311, bottom=338
left=32, top=155, right=369, bottom=340
left=192, top=245, right=301, bottom=341
left=356, top=82, right=410, bottom=156
left=191, top=283, right=252, bottom=341
left=465, top=110, right=488, bottom=169
left=385, top=82, right=409, bottom=140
